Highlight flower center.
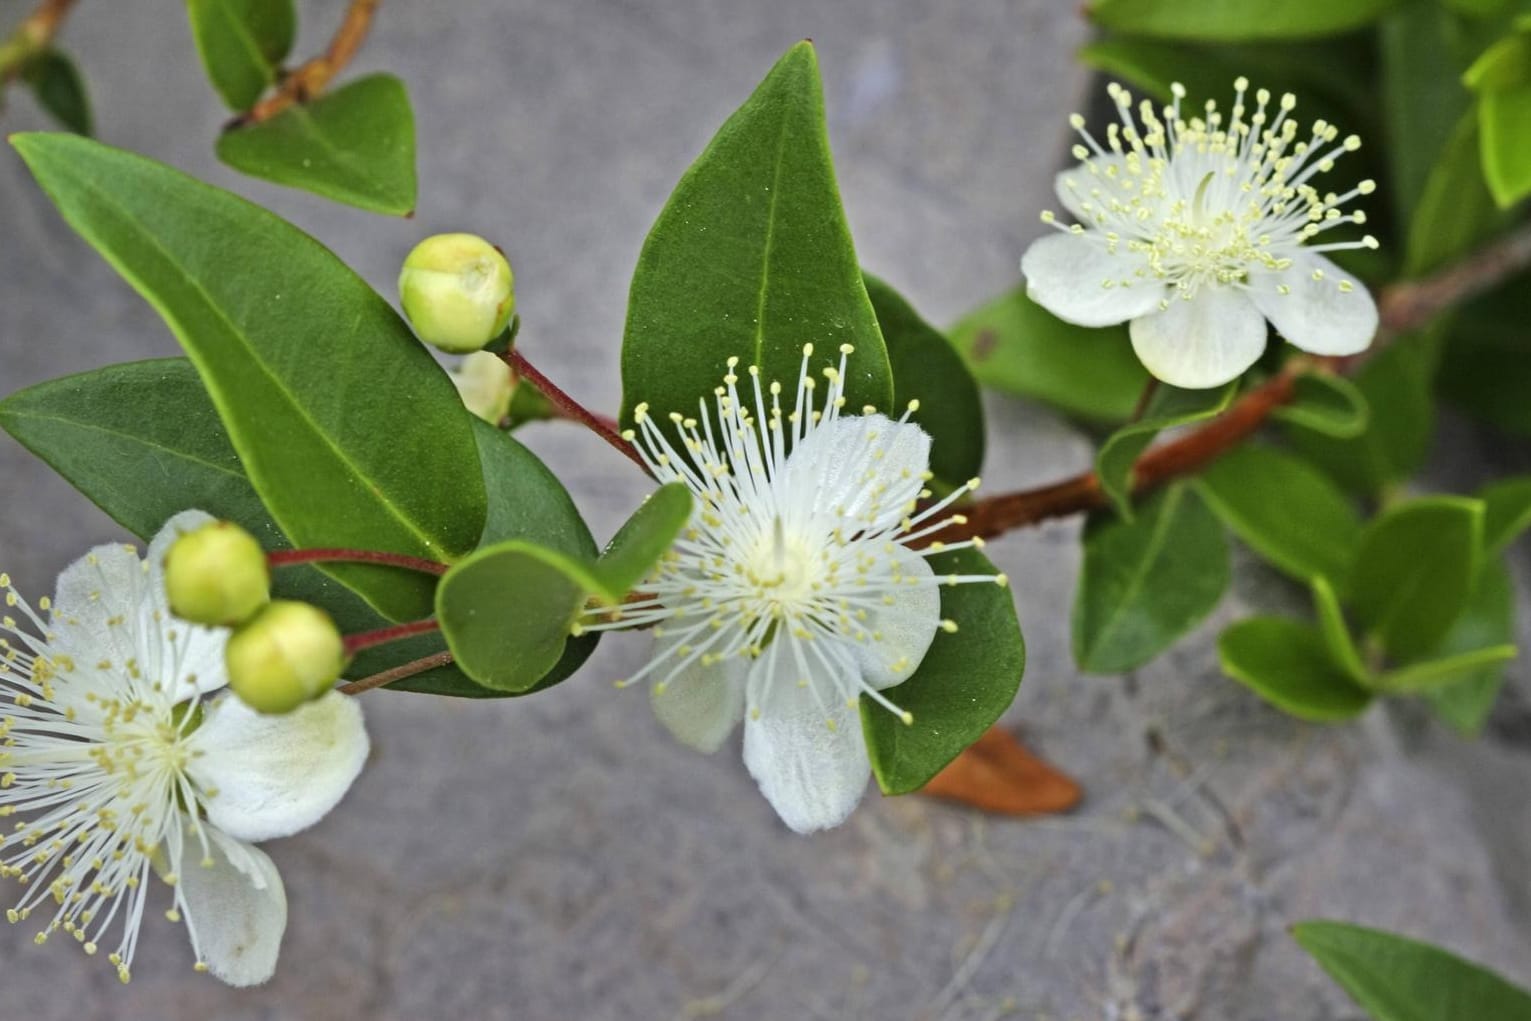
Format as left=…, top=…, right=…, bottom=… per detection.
left=741, top=517, right=819, bottom=614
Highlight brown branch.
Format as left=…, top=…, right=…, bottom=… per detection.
left=0, top=0, right=77, bottom=81
left=343, top=617, right=440, bottom=655
left=946, top=219, right=1531, bottom=543
left=339, top=649, right=454, bottom=695
left=236, top=0, right=379, bottom=126
left=268, top=546, right=448, bottom=576
left=506, top=349, right=652, bottom=474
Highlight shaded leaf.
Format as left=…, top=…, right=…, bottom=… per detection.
left=1378, top=643, right=1517, bottom=693
left=1088, top=0, right=1402, bottom=41
left=1480, top=476, right=1531, bottom=555
left=1218, top=617, right=1374, bottom=721
left=1405, top=112, right=1503, bottom=275
left=1480, top=83, right=1531, bottom=207
left=1438, top=274, right=1531, bottom=435
left=21, top=50, right=91, bottom=135
left=920, top=726, right=1081, bottom=816
left=864, top=273, right=985, bottom=488
left=1427, top=561, right=1517, bottom=733
left=620, top=43, right=890, bottom=431
left=1270, top=372, right=1370, bottom=439
left=1096, top=382, right=1235, bottom=518
left=186, top=0, right=295, bottom=111
left=217, top=74, right=417, bottom=215
left=1312, top=575, right=1372, bottom=683
left=1073, top=484, right=1229, bottom=673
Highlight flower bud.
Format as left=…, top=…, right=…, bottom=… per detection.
left=225, top=601, right=346, bottom=714
left=163, top=521, right=270, bottom=627
left=398, top=233, right=515, bottom=353
left=450, top=350, right=515, bottom=424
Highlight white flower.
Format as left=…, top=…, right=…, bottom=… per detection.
left=1021, top=79, right=1381, bottom=389
left=581, top=345, right=1006, bottom=834
left=450, top=350, right=514, bottom=425
left=0, top=511, right=368, bottom=986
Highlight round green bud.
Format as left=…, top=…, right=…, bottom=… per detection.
left=398, top=233, right=515, bottom=353
left=163, top=521, right=270, bottom=627
left=225, top=601, right=346, bottom=715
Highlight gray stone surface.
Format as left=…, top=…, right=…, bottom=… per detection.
left=0, top=1, right=1527, bottom=1018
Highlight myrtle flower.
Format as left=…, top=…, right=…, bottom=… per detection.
left=450, top=350, right=515, bottom=425
left=1021, top=79, right=1380, bottom=389
left=0, top=511, right=368, bottom=986
left=580, top=345, right=1007, bottom=833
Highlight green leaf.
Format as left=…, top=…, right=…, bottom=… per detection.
left=1218, top=616, right=1374, bottom=721
left=1378, top=643, right=1518, bottom=692
left=1271, top=372, right=1370, bottom=439
left=863, top=548, right=1023, bottom=794
left=947, top=285, right=1148, bottom=422
left=1288, top=337, right=1435, bottom=495
left=217, top=74, right=417, bottom=215
left=1096, top=382, right=1235, bottom=517
left=1426, top=560, right=1516, bottom=733
left=1195, top=444, right=1363, bottom=585
left=1479, top=82, right=1531, bottom=206
left=185, top=0, right=295, bottom=111
left=12, top=132, right=485, bottom=621
left=592, top=483, right=693, bottom=601
left=1073, top=484, right=1230, bottom=674
left=1088, top=0, right=1402, bottom=41
left=620, top=43, right=890, bottom=431
left=1381, top=0, right=1475, bottom=227
left=21, top=50, right=91, bottom=135
left=1312, top=574, right=1372, bottom=683
left=1480, top=476, right=1531, bottom=554
left=1293, top=920, right=1531, bottom=1021
left=1464, top=32, right=1531, bottom=93
left=1406, top=112, right=1503, bottom=275
left=863, top=273, right=985, bottom=488
left=1439, top=274, right=1531, bottom=435
left=1349, top=496, right=1484, bottom=661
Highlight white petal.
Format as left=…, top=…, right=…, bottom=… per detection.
left=741, top=641, right=871, bottom=833
left=187, top=690, right=369, bottom=843
left=1128, top=287, right=1268, bottom=389
left=49, top=538, right=150, bottom=671
left=174, top=825, right=287, bottom=987
left=1054, top=155, right=1128, bottom=222
left=847, top=549, right=941, bottom=691
left=786, top=414, right=930, bottom=532
left=145, top=510, right=220, bottom=598
left=1246, top=253, right=1378, bottom=356
left=1021, top=232, right=1166, bottom=328
left=649, top=632, right=747, bottom=753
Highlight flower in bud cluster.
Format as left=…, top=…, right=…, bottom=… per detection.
left=398, top=233, right=516, bottom=353
left=450, top=350, right=516, bottom=424
left=226, top=601, right=346, bottom=715
left=163, top=520, right=270, bottom=627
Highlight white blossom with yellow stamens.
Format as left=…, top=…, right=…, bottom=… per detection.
left=581, top=346, right=1006, bottom=833
left=0, top=511, right=368, bottom=986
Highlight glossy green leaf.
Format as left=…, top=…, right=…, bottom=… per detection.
left=1439, top=274, right=1531, bottom=435
left=620, top=43, right=890, bottom=431
left=593, top=483, right=693, bottom=601
left=1073, top=484, right=1230, bottom=674
left=947, top=285, right=1148, bottom=422
left=1479, top=82, right=1531, bottom=207
left=1218, top=616, right=1374, bottom=720
left=1096, top=382, right=1235, bottom=518
left=1405, top=113, right=1503, bottom=276
left=1088, top=0, right=1402, bottom=40
left=1480, top=476, right=1531, bottom=554
left=863, top=548, right=1024, bottom=794
left=1293, top=920, right=1531, bottom=1021
left=1195, top=444, right=1363, bottom=585
left=1426, top=561, right=1517, bottom=733
left=1312, top=575, right=1372, bottom=683
left=1464, top=32, right=1531, bottom=92
left=1270, top=372, right=1370, bottom=439
left=21, top=50, right=91, bottom=135
left=185, top=0, right=295, bottom=111
left=12, top=132, right=484, bottom=621
left=863, top=273, right=985, bottom=488
left=1288, top=338, right=1435, bottom=495
left=1349, top=496, right=1484, bottom=661
left=217, top=74, right=417, bottom=215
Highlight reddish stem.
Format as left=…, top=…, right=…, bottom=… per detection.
left=339, top=650, right=455, bottom=695
left=343, top=617, right=440, bottom=655
left=505, top=349, right=651, bottom=474
left=268, top=547, right=448, bottom=576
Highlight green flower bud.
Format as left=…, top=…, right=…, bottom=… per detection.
left=398, top=233, right=515, bottom=353
left=450, top=350, right=515, bottom=424
left=225, top=601, right=346, bottom=714
left=163, top=521, right=270, bottom=627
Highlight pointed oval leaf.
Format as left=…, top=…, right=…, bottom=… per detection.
left=1349, top=496, right=1484, bottom=662
left=217, top=74, right=417, bottom=215
left=863, top=273, right=985, bottom=488
left=1426, top=561, right=1516, bottom=734
left=1293, top=920, right=1531, bottom=1021
left=1480, top=83, right=1531, bottom=208
left=1195, top=444, right=1363, bottom=585
left=1270, top=372, right=1370, bottom=439
left=620, top=42, right=891, bottom=429
left=1218, top=617, right=1374, bottom=721
left=22, top=50, right=91, bottom=135
left=1311, top=575, right=1372, bottom=685
left=12, top=133, right=484, bottom=621
left=1096, top=382, right=1236, bottom=517
left=1088, top=0, right=1403, bottom=41
left=1480, top=476, right=1531, bottom=556
left=1073, top=483, right=1230, bottom=674
left=863, top=548, right=1024, bottom=795
left=948, top=285, right=1148, bottom=422
left=186, top=0, right=295, bottom=111
left=595, top=483, right=692, bottom=602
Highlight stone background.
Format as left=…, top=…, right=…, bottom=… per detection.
left=0, top=1, right=1528, bottom=1018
